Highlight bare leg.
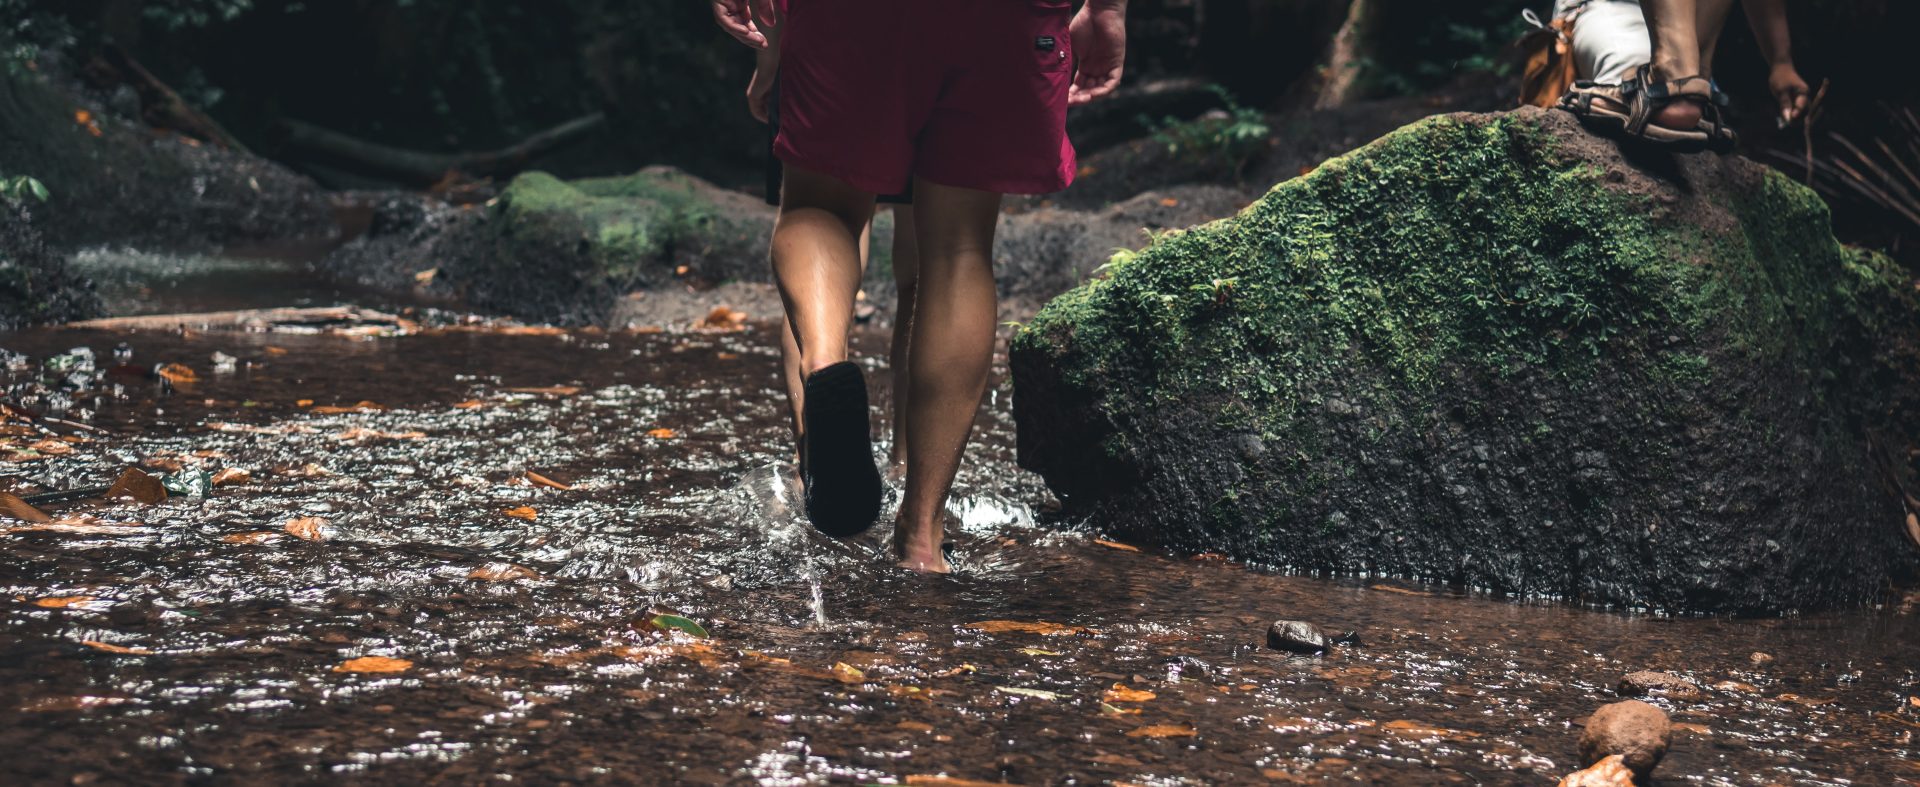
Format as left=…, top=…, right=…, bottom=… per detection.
left=894, top=181, right=1001, bottom=573
left=780, top=219, right=873, bottom=459
left=887, top=205, right=920, bottom=475
left=1640, top=0, right=1706, bottom=130
left=1694, top=0, right=1737, bottom=80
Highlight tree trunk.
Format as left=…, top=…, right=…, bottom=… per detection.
left=1313, top=0, right=1379, bottom=109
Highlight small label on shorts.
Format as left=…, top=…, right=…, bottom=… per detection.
left=1035, top=36, right=1056, bottom=51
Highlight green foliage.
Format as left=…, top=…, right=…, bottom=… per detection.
left=1140, top=85, right=1271, bottom=179
left=1361, top=1, right=1534, bottom=97
left=141, top=0, right=256, bottom=31
left=0, top=173, right=48, bottom=204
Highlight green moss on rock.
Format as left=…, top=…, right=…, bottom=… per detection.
left=1011, top=108, right=1918, bottom=613
left=449, top=166, right=774, bottom=324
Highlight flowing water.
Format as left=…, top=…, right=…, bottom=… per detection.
left=0, top=257, right=1917, bottom=785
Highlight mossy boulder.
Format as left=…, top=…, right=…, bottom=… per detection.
left=1010, top=107, right=1920, bottom=613
left=418, top=167, right=773, bottom=325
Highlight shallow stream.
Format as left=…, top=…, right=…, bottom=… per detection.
left=0, top=256, right=1916, bottom=784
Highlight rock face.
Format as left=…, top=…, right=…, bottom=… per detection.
left=0, top=68, right=333, bottom=252
left=1010, top=107, right=1920, bottom=613
left=1577, top=700, right=1671, bottom=781
left=0, top=204, right=100, bottom=327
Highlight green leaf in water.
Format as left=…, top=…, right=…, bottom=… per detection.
left=162, top=470, right=213, bottom=498
left=649, top=614, right=709, bottom=638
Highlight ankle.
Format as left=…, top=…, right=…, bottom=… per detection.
left=803, top=355, right=850, bottom=376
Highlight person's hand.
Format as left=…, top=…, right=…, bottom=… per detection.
left=747, top=51, right=778, bottom=123
left=1068, top=0, right=1126, bottom=106
left=1769, top=63, right=1811, bottom=125
left=711, top=0, right=769, bottom=48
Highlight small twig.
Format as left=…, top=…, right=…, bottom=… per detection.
left=37, top=416, right=108, bottom=435
left=20, top=486, right=110, bottom=506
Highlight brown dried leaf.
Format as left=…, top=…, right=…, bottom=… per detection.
left=646, top=428, right=678, bottom=440
left=334, top=656, right=412, bottom=674
left=1383, top=719, right=1478, bottom=740
left=1103, top=683, right=1156, bottom=703
left=503, top=506, right=538, bottom=521
left=105, top=468, right=168, bottom=505
left=962, top=620, right=1093, bottom=636
left=0, top=491, right=53, bottom=523
left=81, top=640, right=152, bottom=655
left=222, top=531, right=284, bottom=545
left=1125, top=724, right=1198, bottom=739
left=34, top=596, right=96, bottom=609
left=285, top=516, right=331, bottom=542
left=504, top=385, right=581, bottom=396
left=452, top=400, right=487, bottom=410
left=525, top=471, right=571, bottom=490
left=210, top=467, right=252, bottom=487
left=829, top=662, right=867, bottom=684
left=468, top=563, right=539, bottom=582
left=155, top=363, right=197, bottom=384
left=27, top=439, right=72, bottom=455
left=693, top=306, right=749, bottom=332
left=333, top=427, right=426, bottom=442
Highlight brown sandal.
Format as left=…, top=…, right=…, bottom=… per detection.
left=1558, top=64, right=1737, bottom=153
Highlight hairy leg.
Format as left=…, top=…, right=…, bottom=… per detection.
left=895, top=181, right=1001, bottom=573
left=887, top=204, right=920, bottom=474
left=1640, top=0, right=1706, bottom=130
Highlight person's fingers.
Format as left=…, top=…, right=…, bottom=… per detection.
left=1069, top=65, right=1121, bottom=105
left=711, top=1, right=768, bottom=47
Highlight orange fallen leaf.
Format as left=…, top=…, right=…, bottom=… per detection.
left=468, top=562, right=539, bottom=581
left=904, top=777, right=1011, bottom=787
left=1092, top=539, right=1139, bottom=552
left=1383, top=719, right=1477, bottom=739
left=453, top=400, right=487, bottom=410
left=335, top=656, right=412, bottom=674
left=28, top=439, right=73, bottom=455
left=413, top=268, right=438, bottom=284
left=311, top=401, right=388, bottom=415
left=504, top=385, right=581, bottom=396
left=296, top=399, right=314, bottom=407
left=222, top=531, right=283, bottom=545
left=503, top=506, right=538, bottom=521
left=646, top=428, right=678, bottom=439
left=1126, top=724, right=1197, bottom=739
left=962, top=620, right=1093, bottom=636
left=0, top=492, right=53, bottom=523
left=333, top=427, right=426, bottom=441
left=81, top=640, right=151, bottom=655
left=525, top=471, right=571, bottom=490
left=105, top=468, right=167, bottom=505
left=155, top=363, right=197, bottom=384
left=693, top=306, right=749, bottom=331
left=1103, top=683, right=1156, bottom=703
left=829, top=662, right=867, bottom=684
left=264, top=346, right=289, bottom=356
left=1159, top=197, right=1180, bottom=207
left=74, top=109, right=92, bottom=125
left=35, top=596, right=96, bottom=608
left=210, top=467, right=252, bottom=487
left=285, top=516, right=331, bottom=542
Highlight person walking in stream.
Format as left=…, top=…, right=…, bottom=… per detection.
left=711, top=0, right=1129, bottom=572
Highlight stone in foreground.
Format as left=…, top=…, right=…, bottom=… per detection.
left=1264, top=620, right=1328, bottom=655
left=1577, top=700, right=1671, bottom=781
left=1011, top=108, right=1919, bottom=613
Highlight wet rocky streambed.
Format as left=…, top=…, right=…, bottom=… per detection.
left=1, top=258, right=1918, bottom=785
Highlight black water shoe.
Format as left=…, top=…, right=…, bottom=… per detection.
left=801, top=361, right=882, bottom=536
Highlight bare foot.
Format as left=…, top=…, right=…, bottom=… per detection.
left=893, top=523, right=951, bottom=573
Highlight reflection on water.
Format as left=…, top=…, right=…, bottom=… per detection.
left=0, top=321, right=1914, bottom=785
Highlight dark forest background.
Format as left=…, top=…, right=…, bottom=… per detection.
left=3, top=0, right=1915, bottom=254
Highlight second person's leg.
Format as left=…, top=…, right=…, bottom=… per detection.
left=895, top=181, right=1001, bottom=573
left=887, top=204, right=920, bottom=475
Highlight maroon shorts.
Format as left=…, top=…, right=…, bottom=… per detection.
left=773, top=0, right=1077, bottom=196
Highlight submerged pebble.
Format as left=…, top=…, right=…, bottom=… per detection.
left=1616, top=670, right=1704, bottom=701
